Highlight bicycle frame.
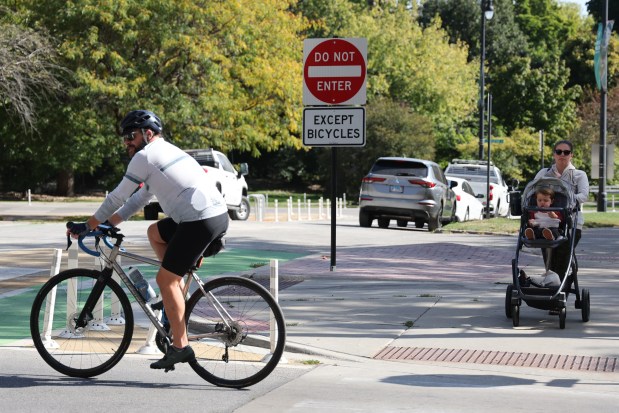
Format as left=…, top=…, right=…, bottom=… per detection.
left=76, top=234, right=235, bottom=346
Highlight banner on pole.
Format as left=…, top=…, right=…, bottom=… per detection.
left=594, top=20, right=615, bottom=91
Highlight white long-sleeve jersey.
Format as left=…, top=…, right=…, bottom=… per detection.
left=94, top=138, right=227, bottom=223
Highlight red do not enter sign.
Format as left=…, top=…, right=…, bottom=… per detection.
left=303, top=38, right=367, bottom=105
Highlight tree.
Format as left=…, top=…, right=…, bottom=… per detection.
left=420, top=0, right=529, bottom=67
left=491, top=54, right=581, bottom=137
left=2, top=0, right=307, bottom=194
left=569, top=86, right=619, bottom=183
left=456, top=127, right=546, bottom=183
left=0, top=24, right=64, bottom=130
left=587, top=0, right=619, bottom=29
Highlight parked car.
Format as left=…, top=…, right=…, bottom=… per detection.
left=358, top=157, right=456, bottom=231
left=447, top=177, right=485, bottom=222
left=143, top=148, right=250, bottom=220
left=443, top=159, right=510, bottom=217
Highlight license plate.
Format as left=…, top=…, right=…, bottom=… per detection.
left=389, top=185, right=403, bottom=193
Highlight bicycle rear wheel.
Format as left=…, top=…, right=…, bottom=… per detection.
left=185, top=276, right=286, bottom=388
left=30, top=268, right=134, bottom=377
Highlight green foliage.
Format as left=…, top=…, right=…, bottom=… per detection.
left=1, top=0, right=307, bottom=193
left=456, top=127, right=546, bottom=183
left=0, top=0, right=616, bottom=196
left=491, top=54, right=581, bottom=137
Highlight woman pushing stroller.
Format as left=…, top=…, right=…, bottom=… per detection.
left=533, top=140, right=589, bottom=279
left=507, top=140, right=591, bottom=328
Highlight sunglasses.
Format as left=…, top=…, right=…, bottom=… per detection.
left=554, top=149, right=571, bottom=156
left=122, top=131, right=139, bottom=142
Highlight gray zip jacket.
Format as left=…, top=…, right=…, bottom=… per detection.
left=94, top=138, right=227, bottom=223
left=534, top=163, right=589, bottom=229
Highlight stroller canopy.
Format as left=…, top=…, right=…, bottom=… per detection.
left=521, top=177, right=577, bottom=211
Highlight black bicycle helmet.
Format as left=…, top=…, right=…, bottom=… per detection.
left=120, top=110, right=163, bottom=135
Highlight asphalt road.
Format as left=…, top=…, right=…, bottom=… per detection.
left=2, top=202, right=619, bottom=412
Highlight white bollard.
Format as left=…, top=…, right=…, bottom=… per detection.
left=287, top=198, right=292, bottom=221
left=307, top=200, right=312, bottom=220
left=28, top=189, right=32, bottom=206
left=326, top=199, right=331, bottom=219
left=262, top=259, right=285, bottom=363
left=88, top=255, right=110, bottom=331
left=343, top=193, right=347, bottom=209
left=297, top=199, right=302, bottom=221
left=319, top=198, right=324, bottom=220
left=274, top=199, right=279, bottom=222
left=59, top=244, right=81, bottom=338
left=136, top=302, right=163, bottom=355
left=106, top=256, right=125, bottom=325
left=42, top=249, right=63, bottom=348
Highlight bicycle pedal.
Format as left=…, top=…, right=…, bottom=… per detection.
left=164, top=365, right=175, bottom=373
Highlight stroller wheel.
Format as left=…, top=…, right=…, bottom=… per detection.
left=512, top=305, right=520, bottom=327
left=581, top=289, right=590, bottom=322
left=505, top=284, right=513, bottom=319
left=559, top=308, right=566, bottom=329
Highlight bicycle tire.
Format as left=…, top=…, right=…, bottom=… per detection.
left=30, top=268, right=134, bottom=378
left=185, top=276, right=286, bottom=388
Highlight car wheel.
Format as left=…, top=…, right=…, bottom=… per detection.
left=229, top=196, right=250, bottom=220
left=428, top=206, right=442, bottom=232
left=144, top=204, right=159, bottom=220
left=447, top=203, right=456, bottom=224
left=377, top=218, right=390, bottom=228
left=396, top=220, right=407, bottom=227
left=359, top=210, right=373, bottom=227
left=414, top=220, right=424, bottom=229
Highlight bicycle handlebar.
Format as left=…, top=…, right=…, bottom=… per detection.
left=66, top=222, right=120, bottom=257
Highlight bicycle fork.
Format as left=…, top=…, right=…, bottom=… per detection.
left=73, top=267, right=114, bottom=330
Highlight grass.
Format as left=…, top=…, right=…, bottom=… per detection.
left=443, top=209, right=619, bottom=234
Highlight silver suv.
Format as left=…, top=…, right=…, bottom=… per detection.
left=358, top=157, right=456, bottom=231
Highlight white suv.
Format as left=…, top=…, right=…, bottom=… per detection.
left=444, top=159, right=510, bottom=217
left=144, top=149, right=250, bottom=220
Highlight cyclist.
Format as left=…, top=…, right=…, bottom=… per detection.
left=67, top=109, right=229, bottom=370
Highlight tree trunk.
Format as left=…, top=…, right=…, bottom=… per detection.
left=56, top=169, right=75, bottom=196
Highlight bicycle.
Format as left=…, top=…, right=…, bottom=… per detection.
left=29, top=223, right=286, bottom=388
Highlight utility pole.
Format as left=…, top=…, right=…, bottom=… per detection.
left=598, top=0, right=609, bottom=212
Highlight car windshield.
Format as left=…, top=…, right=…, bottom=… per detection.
left=371, top=160, right=427, bottom=177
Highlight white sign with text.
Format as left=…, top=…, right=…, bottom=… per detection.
left=303, top=107, right=365, bottom=147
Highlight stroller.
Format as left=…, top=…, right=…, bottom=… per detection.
left=506, top=177, right=590, bottom=329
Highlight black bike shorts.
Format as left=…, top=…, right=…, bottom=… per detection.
left=157, top=213, right=229, bottom=276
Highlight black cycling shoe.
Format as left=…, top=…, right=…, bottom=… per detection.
left=150, top=345, right=195, bottom=372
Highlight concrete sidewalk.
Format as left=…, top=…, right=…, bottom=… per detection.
left=2, top=204, right=619, bottom=412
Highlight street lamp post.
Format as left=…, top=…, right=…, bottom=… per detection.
left=478, top=0, right=494, bottom=160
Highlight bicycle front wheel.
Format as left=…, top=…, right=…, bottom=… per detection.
left=30, top=268, right=134, bottom=378
left=186, top=276, right=286, bottom=388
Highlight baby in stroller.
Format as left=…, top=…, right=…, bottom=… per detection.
left=525, top=186, right=563, bottom=241
left=516, top=178, right=574, bottom=289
